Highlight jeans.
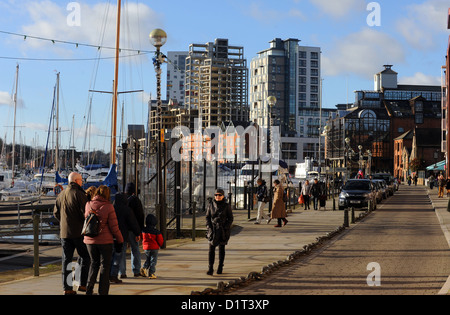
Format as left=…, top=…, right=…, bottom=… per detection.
left=61, top=237, right=90, bottom=291
left=256, top=201, right=268, bottom=223
left=208, top=244, right=225, bottom=269
left=86, top=243, right=113, bottom=295
left=303, top=195, right=310, bottom=209
left=127, top=231, right=141, bottom=275
left=110, top=238, right=126, bottom=278
left=312, top=196, right=319, bottom=210
left=143, top=250, right=159, bottom=275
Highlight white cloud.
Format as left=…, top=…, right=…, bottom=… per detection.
left=18, top=1, right=162, bottom=57
left=395, top=0, right=449, bottom=50
left=398, top=72, right=441, bottom=86
left=23, top=122, right=48, bottom=131
left=0, top=91, right=13, bottom=107
left=0, top=91, right=25, bottom=108
left=309, top=0, right=366, bottom=18
left=322, top=28, right=405, bottom=78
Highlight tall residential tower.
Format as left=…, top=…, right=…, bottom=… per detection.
left=250, top=38, right=328, bottom=171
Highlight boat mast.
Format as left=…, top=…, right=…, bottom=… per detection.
left=111, top=0, right=121, bottom=165
left=12, top=64, right=19, bottom=185
left=55, top=72, right=60, bottom=172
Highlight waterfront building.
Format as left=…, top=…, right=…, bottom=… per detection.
left=325, top=65, right=442, bottom=177
left=249, top=38, right=329, bottom=172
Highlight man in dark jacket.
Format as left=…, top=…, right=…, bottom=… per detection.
left=110, top=192, right=141, bottom=283
left=311, top=178, right=322, bottom=210
left=125, top=183, right=145, bottom=277
left=53, top=172, right=90, bottom=295
left=254, top=178, right=269, bottom=224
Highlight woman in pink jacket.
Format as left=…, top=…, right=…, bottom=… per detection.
left=84, top=185, right=124, bottom=295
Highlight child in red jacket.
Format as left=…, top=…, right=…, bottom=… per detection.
left=140, top=214, right=164, bottom=279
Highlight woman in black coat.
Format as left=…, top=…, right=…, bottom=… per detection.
left=206, top=189, right=233, bottom=275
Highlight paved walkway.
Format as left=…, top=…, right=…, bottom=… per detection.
left=0, top=198, right=356, bottom=295
left=3, top=185, right=450, bottom=296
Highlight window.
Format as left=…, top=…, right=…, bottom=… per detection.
left=311, top=52, right=319, bottom=59
left=415, top=113, right=424, bottom=124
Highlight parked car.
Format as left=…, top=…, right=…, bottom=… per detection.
left=339, top=179, right=377, bottom=211
left=373, top=179, right=387, bottom=200
left=372, top=173, right=395, bottom=196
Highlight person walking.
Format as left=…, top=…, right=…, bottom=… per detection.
left=84, top=185, right=124, bottom=295
left=311, top=178, right=322, bottom=210
left=140, top=214, right=164, bottom=279
left=301, top=180, right=312, bottom=210
left=53, top=172, right=91, bottom=295
left=124, top=183, right=145, bottom=277
left=110, top=192, right=141, bottom=283
left=438, top=174, right=445, bottom=198
left=254, top=178, right=270, bottom=224
left=206, top=188, right=233, bottom=275
left=270, top=180, right=288, bottom=227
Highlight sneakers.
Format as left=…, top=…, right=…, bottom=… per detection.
left=140, top=268, right=148, bottom=277
left=141, top=267, right=157, bottom=279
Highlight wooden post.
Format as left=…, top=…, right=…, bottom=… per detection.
left=33, top=212, right=39, bottom=277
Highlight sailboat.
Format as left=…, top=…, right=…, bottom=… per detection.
left=0, top=65, right=40, bottom=202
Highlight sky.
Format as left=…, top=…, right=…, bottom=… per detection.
left=0, top=0, right=449, bottom=155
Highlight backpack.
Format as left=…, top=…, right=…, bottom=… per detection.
left=283, top=189, right=288, bottom=203
left=81, top=208, right=101, bottom=237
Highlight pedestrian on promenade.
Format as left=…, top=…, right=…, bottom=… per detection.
left=301, top=180, right=311, bottom=210
left=206, top=188, right=233, bottom=275
left=140, top=214, right=164, bottom=279
left=429, top=174, right=435, bottom=189
left=438, top=174, right=445, bottom=198
left=254, top=178, right=270, bottom=224
left=110, top=192, right=141, bottom=283
left=124, top=183, right=145, bottom=277
left=311, top=178, right=322, bottom=210
left=407, top=175, right=412, bottom=186
left=271, top=180, right=288, bottom=227
left=53, top=172, right=91, bottom=295
left=84, top=185, right=124, bottom=295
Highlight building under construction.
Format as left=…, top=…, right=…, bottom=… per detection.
left=185, top=38, right=248, bottom=129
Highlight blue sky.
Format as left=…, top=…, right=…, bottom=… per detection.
left=0, top=0, right=449, bottom=154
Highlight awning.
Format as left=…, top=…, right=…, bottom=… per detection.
left=426, top=160, right=446, bottom=171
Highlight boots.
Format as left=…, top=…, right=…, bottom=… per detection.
left=217, top=265, right=223, bottom=274
left=206, top=266, right=214, bottom=275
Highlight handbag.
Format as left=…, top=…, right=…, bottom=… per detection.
left=81, top=208, right=101, bottom=237
left=298, top=194, right=305, bottom=205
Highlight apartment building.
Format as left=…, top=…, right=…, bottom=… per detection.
left=249, top=38, right=327, bottom=171
left=166, top=51, right=188, bottom=106
left=184, top=38, right=248, bottom=129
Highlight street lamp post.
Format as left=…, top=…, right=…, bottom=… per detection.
left=150, top=28, right=167, bottom=247
left=267, top=96, right=276, bottom=214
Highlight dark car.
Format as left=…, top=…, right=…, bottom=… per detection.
left=339, top=179, right=377, bottom=211
left=372, top=173, right=395, bottom=196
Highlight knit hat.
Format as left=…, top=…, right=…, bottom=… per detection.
left=125, top=183, right=135, bottom=194
left=215, top=188, right=225, bottom=196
